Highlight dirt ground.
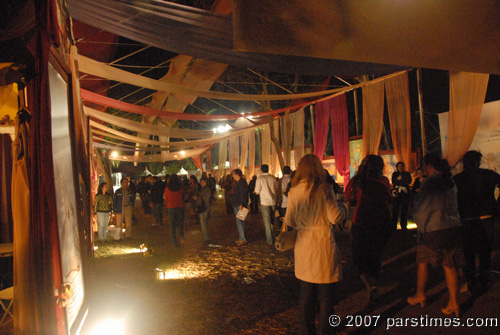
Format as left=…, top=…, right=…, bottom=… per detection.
left=78, top=198, right=500, bottom=335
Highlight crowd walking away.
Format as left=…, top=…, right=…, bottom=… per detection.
left=89, top=149, right=499, bottom=334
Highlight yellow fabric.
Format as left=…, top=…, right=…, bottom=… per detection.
left=385, top=72, right=414, bottom=170
left=445, top=72, right=489, bottom=166
left=0, top=84, right=18, bottom=122
left=11, top=115, right=34, bottom=332
left=362, top=81, right=385, bottom=157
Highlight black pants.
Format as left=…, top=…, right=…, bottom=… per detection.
left=392, top=193, right=409, bottom=230
left=462, top=217, right=495, bottom=285
left=249, top=194, right=259, bottom=213
left=299, top=280, right=337, bottom=335
left=351, top=224, right=391, bottom=280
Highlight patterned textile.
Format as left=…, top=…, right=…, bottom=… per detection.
left=94, top=193, right=112, bottom=212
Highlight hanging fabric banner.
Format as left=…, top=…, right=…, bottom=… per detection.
left=362, top=80, right=385, bottom=157
left=248, top=129, right=256, bottom=178
left=293, top=107, right=305, bottom=168
left=313, top=103, right=330, bottom=161
left=385, top=72, right=414, bottom=170
left=445, top=71, right=489, bottom=166
left=261, top=123, right=271, bottom=167
left=240, top=131, right=249, bottom=174
left=218, top=140, right=228, bottom=178
left=229, top=136, right=239, bottom=170
left=330, top=94, right=350, bottom=186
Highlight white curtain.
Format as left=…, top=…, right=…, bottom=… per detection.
left=240, top=132, right=249, bottom=174
left=229, top=136, right=239, bottom=170
left=218, top=140, right=228, bottom=178
left=248, top=130, right=256, bottom=178
left=261, top=123, right=271, bottom=167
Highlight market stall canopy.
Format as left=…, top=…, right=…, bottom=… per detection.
left=67, top=0, right=406, bottom=76
left=233, top=0, right=500, bottom=75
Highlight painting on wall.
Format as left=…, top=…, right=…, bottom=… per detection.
left=49, top=63, right=85, bottom=331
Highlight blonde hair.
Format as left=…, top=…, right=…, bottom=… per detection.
left=292, top=154, right=325, bottom=198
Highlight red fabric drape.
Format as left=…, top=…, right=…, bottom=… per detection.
left=26, top=13, right=63, bottom=335
left=313, top=103, right=330, bottom=160
left=191, top=155, right=203, bottom=172
left=0, top=135, right=13, bottom=243
left=330, top=94, right=350, bottom=186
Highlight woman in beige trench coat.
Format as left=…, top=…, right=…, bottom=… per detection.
left=285, top=154, right=343, bottom=335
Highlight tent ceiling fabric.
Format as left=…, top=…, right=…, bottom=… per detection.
left=67, top=0, right=406, bottom=76
left=233, top=0, right=500, bottom=75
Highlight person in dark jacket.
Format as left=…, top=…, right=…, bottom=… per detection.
left=454, top=150, right=500, bottom=293
left=150, top=176, right=166, bottom=226
left=392, top=162, right=412, bottom=230
left=113, top=178, right=135, bottom=239
left=196, top=177, right=211, bottom=242
left=231, top=169, right=249, bottom=245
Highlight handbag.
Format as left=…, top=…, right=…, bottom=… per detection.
left=196, top=198, right=208, bottom=214
left=275, top=221, right=297, bottom=251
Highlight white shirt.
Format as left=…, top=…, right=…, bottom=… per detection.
left=254, top=173, right=278, bottom=206
left=280, top=174, right=292, bottom=208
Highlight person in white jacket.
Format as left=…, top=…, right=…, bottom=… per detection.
left=285, top=154, right=342, bottom=335
left=254, top=164, right=278, bottom=244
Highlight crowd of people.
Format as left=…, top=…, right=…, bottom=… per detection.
left=92, top=150, right=500, bottom=335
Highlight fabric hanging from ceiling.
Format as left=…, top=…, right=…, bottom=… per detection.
left=330, top=94, right=350, bottom=187
left=67, top=0, right=404, bottom=76
left=90, top=119, right=258, bottom=149
left=248, top=130, right=255, bottom=178
left=282, top=113, right=293, bottom=167
left=385, top=72, right=414, bottom=171
left=85, top=106, right=227, bottom=139
left=191, top=155, right=203, bottom=171
left=269, top=119, right=280, bottom=176
left=261, top=123, right=271, bottom=168
left=218, top=140, right=228, bottom=178
left=78, top=56, right=408, bottom=102
left=362, top=81, right=385, bottom=157
left=313, top=103, right=329, bottom=161
left=148, top=55, right=228, bottom=126
left=82, top=88, right=312, bottom=121
left=229, top=136, right=239, bottom=170
left=240, top=132, right=249, bottom=174
left=140, top=55, right=227, bottom=162
left=292, top=108, right=305, bottom=168
left=445, top=71, right=489, bottom=167
left=206, top=148, right=212, bottom=171
left=106, top=145, right=211, bottom=163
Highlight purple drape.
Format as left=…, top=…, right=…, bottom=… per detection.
left=330, top=95, right=350, bottom=187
